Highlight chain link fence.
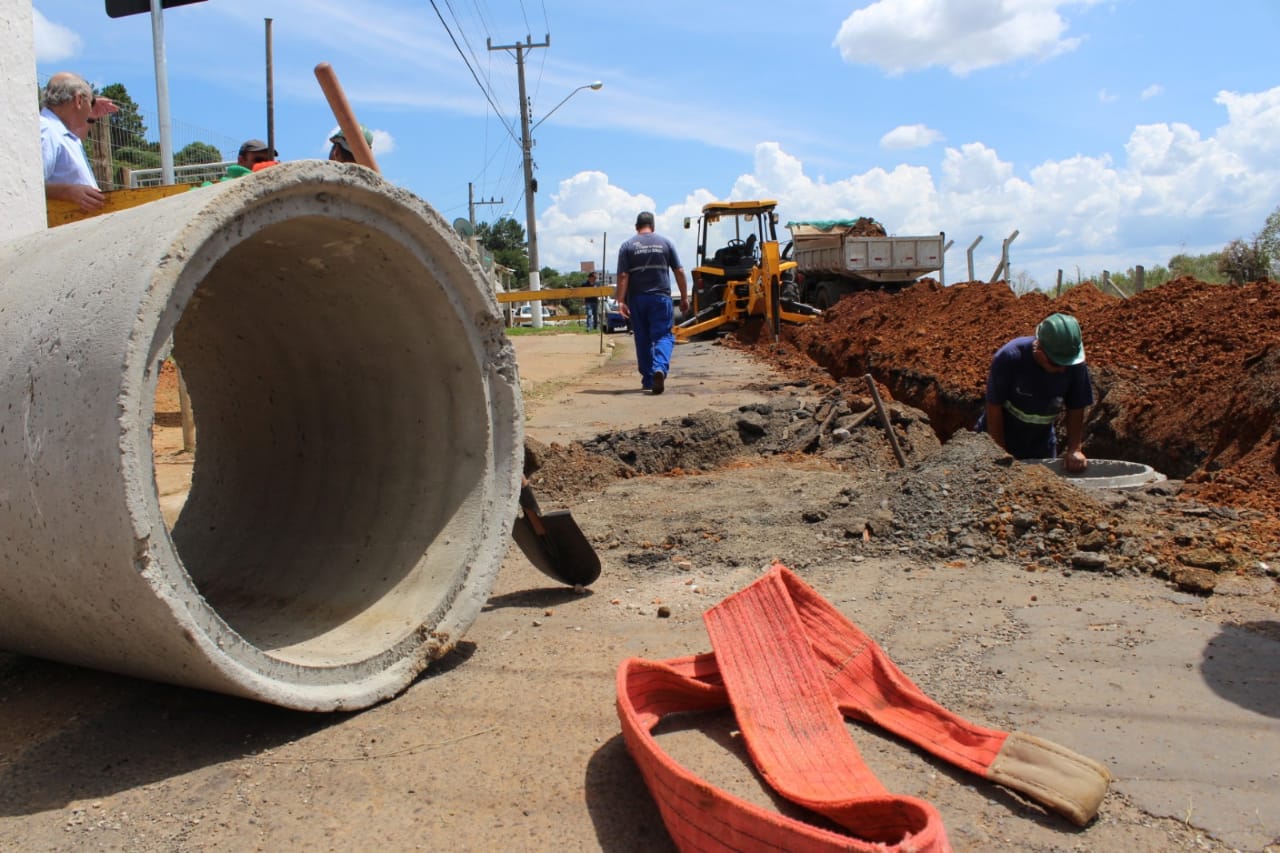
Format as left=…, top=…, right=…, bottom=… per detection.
left=40, top=72, right=243, bottom=190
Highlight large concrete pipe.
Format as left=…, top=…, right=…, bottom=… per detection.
left=0, top=161, right=523, bottom=711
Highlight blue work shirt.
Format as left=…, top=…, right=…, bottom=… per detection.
left=617, top=233, right=681, bottom=297
left=981, top=336, right=1093, bottom=459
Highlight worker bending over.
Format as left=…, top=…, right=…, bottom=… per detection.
left=977, top=312, right=1093, bottom=472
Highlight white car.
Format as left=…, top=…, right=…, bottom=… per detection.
left=514, top=304, right=552, bottom=326
left=603, top=298, right=630, bottom=333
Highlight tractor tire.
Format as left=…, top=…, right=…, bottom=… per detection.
left=814, top=283, right=837, bottom=310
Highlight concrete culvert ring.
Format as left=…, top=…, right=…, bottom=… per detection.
left=1027, top=458, right=1166, bottom=490
left=0, top=162, right=523, bottom=711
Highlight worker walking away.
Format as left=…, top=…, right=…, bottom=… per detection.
left=616, top=211, right=689, bottom=394
left=976, top=312, right=1094, bottom=472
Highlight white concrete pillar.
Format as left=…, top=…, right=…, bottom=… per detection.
left=0, top=0, right=45, bottom=241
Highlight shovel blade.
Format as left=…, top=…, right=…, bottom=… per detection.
left=511, top=514, right=560, bottom=582
left=511, top=509, right=602, bottom=587
left=537, top=509, right=602, bottom=586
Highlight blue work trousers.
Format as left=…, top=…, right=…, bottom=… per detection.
left=630, top=292, right=675, bottom=388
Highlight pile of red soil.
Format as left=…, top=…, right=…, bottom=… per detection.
left=736, top=277, right=1280, bottom=527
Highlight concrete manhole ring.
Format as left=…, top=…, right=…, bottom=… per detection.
left=1027, top=458, right=1167, bottom=490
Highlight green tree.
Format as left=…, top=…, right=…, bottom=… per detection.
left=476, top=217, right=524, bottom=251
left=476, top=217, right=529, bottom=287
left=99, top=83, right=146, bottom=149
left=1218, top=238, right=1270, bottom=284
left=175, top=141, right=224, bottom=166
left=539, top=267, right=566, bottom=289
left=115, top=142, right=160, bottom=169
left=1254, top=204, right=1280, bottom=278
left=1167, top=252, right=1225, bottom=283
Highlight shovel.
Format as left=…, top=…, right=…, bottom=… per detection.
left=511, top=480, right=602, bottom=587
left=316, top=63, right=600, bottom=587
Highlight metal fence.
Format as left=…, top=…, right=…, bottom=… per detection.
left=126, top=161, right=235, bottom=188
left=40, top=72, right=243, bottom=191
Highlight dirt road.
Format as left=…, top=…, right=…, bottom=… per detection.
left=1, top=334, right=1277, bottom=852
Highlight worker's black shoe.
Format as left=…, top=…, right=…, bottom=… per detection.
left=652, top=371, right=665, bottom=395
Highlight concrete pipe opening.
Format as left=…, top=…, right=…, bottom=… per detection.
left=0, top=162, right=523, bottom=711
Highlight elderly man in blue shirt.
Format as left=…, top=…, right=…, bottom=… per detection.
left=40, top=72, right=118, bottom=213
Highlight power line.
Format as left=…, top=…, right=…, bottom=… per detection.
left=443, top=0, right=496, bottom=104
left=428, top=0, right=519, bottom=145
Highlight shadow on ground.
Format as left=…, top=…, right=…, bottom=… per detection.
left=1200, top=621, right=1280, bottom=718
left=0, top=657, right=338, bottom=818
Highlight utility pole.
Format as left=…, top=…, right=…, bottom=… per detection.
left=468, top=182, right=503, bottom=234
left=149, top=0, right=175, bottom=185
left=265, top=18, right=275, bottom=156
left=468, top=182, right=503, bottom=283
left=488, top=34, right=550, bottom=326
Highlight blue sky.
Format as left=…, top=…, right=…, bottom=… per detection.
left=32, top=0, right=1280, bottom=289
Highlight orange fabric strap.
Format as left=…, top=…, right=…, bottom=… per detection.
left=616, top=564, right=1110, bottom=851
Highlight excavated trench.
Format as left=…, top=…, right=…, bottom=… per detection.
left=528, top=275, right=1280, bottom=594
left=774, top=276, right=1280, bottom=515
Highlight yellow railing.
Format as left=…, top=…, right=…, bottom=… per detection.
left=46, top=184, right=191, bottom=228
left=495, top=284, right=614, bottom=303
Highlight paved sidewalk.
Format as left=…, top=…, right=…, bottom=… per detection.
left=512, top=333, right=813, bottom=445
left=509, top=332, right=619, bottom=391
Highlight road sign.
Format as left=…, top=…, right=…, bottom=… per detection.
left=106, top=0, right=207, bottom=18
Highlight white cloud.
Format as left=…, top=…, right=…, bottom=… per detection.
left=834, top=0, right=1100, bottom=76
left=1141, top=84, right=1163, bottom=100
left=1098, top=89, right=1118, bottom=103
left=881, top=124, right=945, bottom=150
left=536, top=84, right=1280, bottom=289
left=539, top=172, right=659, bottom=271
left=371, top=130, right=395, bottom=156
left=32, top=8, right=82, bottom=62
left=1213, top=87, right=1280, bottom=166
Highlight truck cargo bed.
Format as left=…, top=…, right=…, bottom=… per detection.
left=789, top=222, right=944, bottom=284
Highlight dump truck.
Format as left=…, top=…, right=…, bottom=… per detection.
left=676, top=200, right=820, bottom=343
left=785, top=218, right=945, bottom=309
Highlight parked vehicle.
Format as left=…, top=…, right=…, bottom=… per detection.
left=785, top=218, right=945, bottom=309
left=514, top=304, right=552, bottom=326
left=602, top=298, right=630, bottom=333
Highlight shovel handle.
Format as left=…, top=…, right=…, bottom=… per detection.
left=519, top=481, right=548, bottom=536
left=314, top=62, right=380, bottom=173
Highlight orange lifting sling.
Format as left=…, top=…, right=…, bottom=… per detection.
left=616, top=565, right=1110, bottom=852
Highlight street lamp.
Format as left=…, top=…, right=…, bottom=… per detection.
left=520, top=80, right=603, bottom=328
left=532, top=81, right=603, bottom=133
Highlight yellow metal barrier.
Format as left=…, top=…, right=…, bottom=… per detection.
left=495, top=285, right=613, bottom=303
left=46, top=184, right=191, bottom=229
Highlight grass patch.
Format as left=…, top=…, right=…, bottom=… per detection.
left=505, top=323, right=610, bottom=337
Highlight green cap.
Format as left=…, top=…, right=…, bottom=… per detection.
left=1036, top=313, right=1085, bottom=366
left=330, top=125, right=374, bottom=154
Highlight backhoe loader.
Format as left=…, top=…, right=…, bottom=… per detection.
left=675, top=200, right=820, bottom=343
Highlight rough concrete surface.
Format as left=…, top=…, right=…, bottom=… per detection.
left=1, top=330, right=1277, bottom=852
left=0, top=162, right=523, bottom=711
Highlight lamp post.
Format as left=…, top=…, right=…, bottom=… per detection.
left=519, top=80, right=602, bottom=328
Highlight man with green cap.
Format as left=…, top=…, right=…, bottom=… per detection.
left=976, top=312, right=1094, bottom=471
left=329, top=126, right=374, bottom=164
